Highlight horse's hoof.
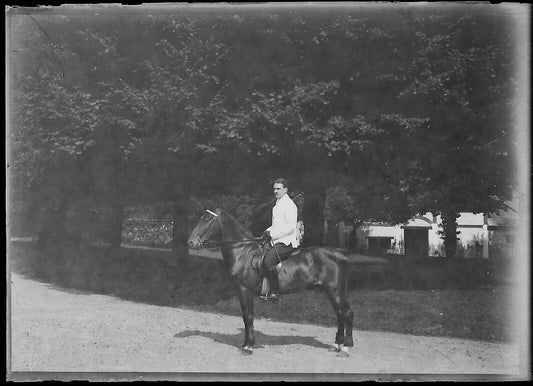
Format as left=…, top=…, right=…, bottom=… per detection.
left=241, top=345, right=254, bottom=354
left=336, top=350, right=350, bottom=358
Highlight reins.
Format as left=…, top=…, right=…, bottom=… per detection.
left=198, top=193, right=304, bottom=272
left=201, top=237, right=268, bottom=274
left=201, top=238, right=262, bottom=248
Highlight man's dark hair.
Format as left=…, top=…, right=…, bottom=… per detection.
left=273, top=178, right=289, bottom=190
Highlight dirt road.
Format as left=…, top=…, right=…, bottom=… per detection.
left=7, top=272, right=523, bottom=380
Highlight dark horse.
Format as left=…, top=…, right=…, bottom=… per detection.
left=187, top=208, right=354, bottom=356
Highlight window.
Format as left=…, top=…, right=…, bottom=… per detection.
left=368, top=237, right=392, bottom=252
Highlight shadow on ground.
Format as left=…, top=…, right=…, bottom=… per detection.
left=174, top=328, right=333, bottom=351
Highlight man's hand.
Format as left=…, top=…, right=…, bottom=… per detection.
left=261, top=230, right=271, bottom=242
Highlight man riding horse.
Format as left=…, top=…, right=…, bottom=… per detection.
left=187, top=178, right=354, bottom=355
left=260, top=178, right=299, bottom=303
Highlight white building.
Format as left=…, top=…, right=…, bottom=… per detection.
left=349, top=206, right=517, bottom=259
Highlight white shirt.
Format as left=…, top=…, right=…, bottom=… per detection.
left=266, top=194, right=299, bottom=247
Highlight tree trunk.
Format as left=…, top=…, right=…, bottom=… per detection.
left=302, top=189, right=326, bottom=247
left=325, top=219, right=338, bottom=247
left=108, top=201, right=123, bottom=250
left=441, top=210, right=459, bottom=258
left=347, top=220, right=361, bottom=252
left=172, top=184, right=190, bottom=262
left=37, top=202, right=68, bottom=250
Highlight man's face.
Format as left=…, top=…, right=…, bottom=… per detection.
left=273, top=183, right=287, bottom=199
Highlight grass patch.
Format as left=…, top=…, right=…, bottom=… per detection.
left=9, top=241, right=515, bottom=343
left=205, top=288, right=513, bottom=343
left=347, top=255, right=511, bottom=290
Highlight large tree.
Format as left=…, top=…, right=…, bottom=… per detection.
left=8, top=6, right=517, bottom=258
left=390, top=11, right=516, bottom=257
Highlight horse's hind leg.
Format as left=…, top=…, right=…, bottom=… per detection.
left=324, top=289, right=346, bottom=352
left=325, top=277, right=353, bottom=356
left=341, top=299, right=354, bottom=347
left=336, top=261, right=354, bottom=348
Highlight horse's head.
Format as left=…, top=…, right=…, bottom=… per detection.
left=188, top=208, right=223, bottom=249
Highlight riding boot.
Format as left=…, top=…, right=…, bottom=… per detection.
left=264, top=268, right=280, bottom=303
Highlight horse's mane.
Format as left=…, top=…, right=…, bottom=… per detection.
left=219, top=209, right=254, bottom=239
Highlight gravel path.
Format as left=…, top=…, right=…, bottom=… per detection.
left=8, top=272, right=523, bottom=381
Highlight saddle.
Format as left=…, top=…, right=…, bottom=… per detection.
left=257, top=245, right=299, bottom=271
left=258, top=246, right=300, bottom=296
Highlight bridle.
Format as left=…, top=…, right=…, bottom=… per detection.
left=194, top=210, right=220, bottom=249
left=196, top=209, right=273, bottom=274
left=196, top=209, right=263, bottom=249
left=197, top=192, right=304, bottom=248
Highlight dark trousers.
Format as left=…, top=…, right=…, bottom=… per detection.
left=263, top=243, right=293, bottom=295
left=264, top=243, right=294, bottom=270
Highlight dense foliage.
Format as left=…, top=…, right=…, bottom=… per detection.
left=8, top=5, right=519, bottom=257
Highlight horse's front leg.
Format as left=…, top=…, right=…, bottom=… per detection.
left=238, top=286, right=255, bottom=353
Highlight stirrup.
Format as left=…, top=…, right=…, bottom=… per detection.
left=259, top=293, right=279, bottom=303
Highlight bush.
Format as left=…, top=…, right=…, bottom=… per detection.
left=122, top=221, right=173, bottom=248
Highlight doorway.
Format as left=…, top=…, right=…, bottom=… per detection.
left=404, top=228, right=429, bottom=258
